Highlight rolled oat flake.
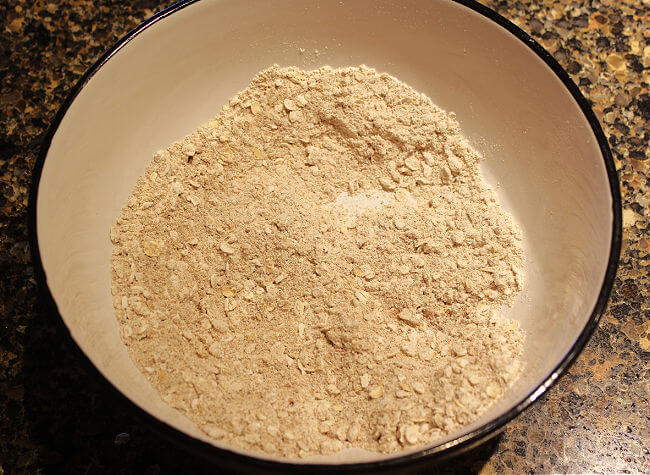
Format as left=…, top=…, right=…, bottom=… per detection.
left=111, top=65, right=525, bottom=458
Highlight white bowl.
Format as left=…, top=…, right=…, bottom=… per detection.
left=29, top=0, right=621, bottom=470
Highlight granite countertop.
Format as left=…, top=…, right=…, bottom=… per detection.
left=0, top=0, right=647, bottom=472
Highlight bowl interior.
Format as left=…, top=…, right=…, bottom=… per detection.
left=35, top=0, right=614, bottom=465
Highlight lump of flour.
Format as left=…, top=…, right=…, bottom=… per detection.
left=110, top=65, right=525, bottom=458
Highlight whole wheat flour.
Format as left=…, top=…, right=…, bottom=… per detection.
left=110, top=65, right=525, bottom=458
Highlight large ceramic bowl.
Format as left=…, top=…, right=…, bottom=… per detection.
left=29, top=0, right=621, bottom=471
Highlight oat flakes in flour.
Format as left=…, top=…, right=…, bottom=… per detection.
left=111, top=65, right=525, bottom=458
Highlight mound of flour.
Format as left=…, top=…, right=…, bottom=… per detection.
left=110, top=65, right=525, bottom=458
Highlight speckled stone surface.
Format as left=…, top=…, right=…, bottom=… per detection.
left=0, top=0, right=647, bottom=473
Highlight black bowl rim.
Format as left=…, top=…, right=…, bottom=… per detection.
left=27, top=0, right=622, bottom=471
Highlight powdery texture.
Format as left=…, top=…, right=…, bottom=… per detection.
left=110, top=65, right=525, bottom=458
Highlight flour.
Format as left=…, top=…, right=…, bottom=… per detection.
left=332, top=190, right=394, bottom=215
left=110, top=65, right=525, bottom=458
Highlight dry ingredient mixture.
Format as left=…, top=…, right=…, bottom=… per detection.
left=110, top=65, right=525, bottom=458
